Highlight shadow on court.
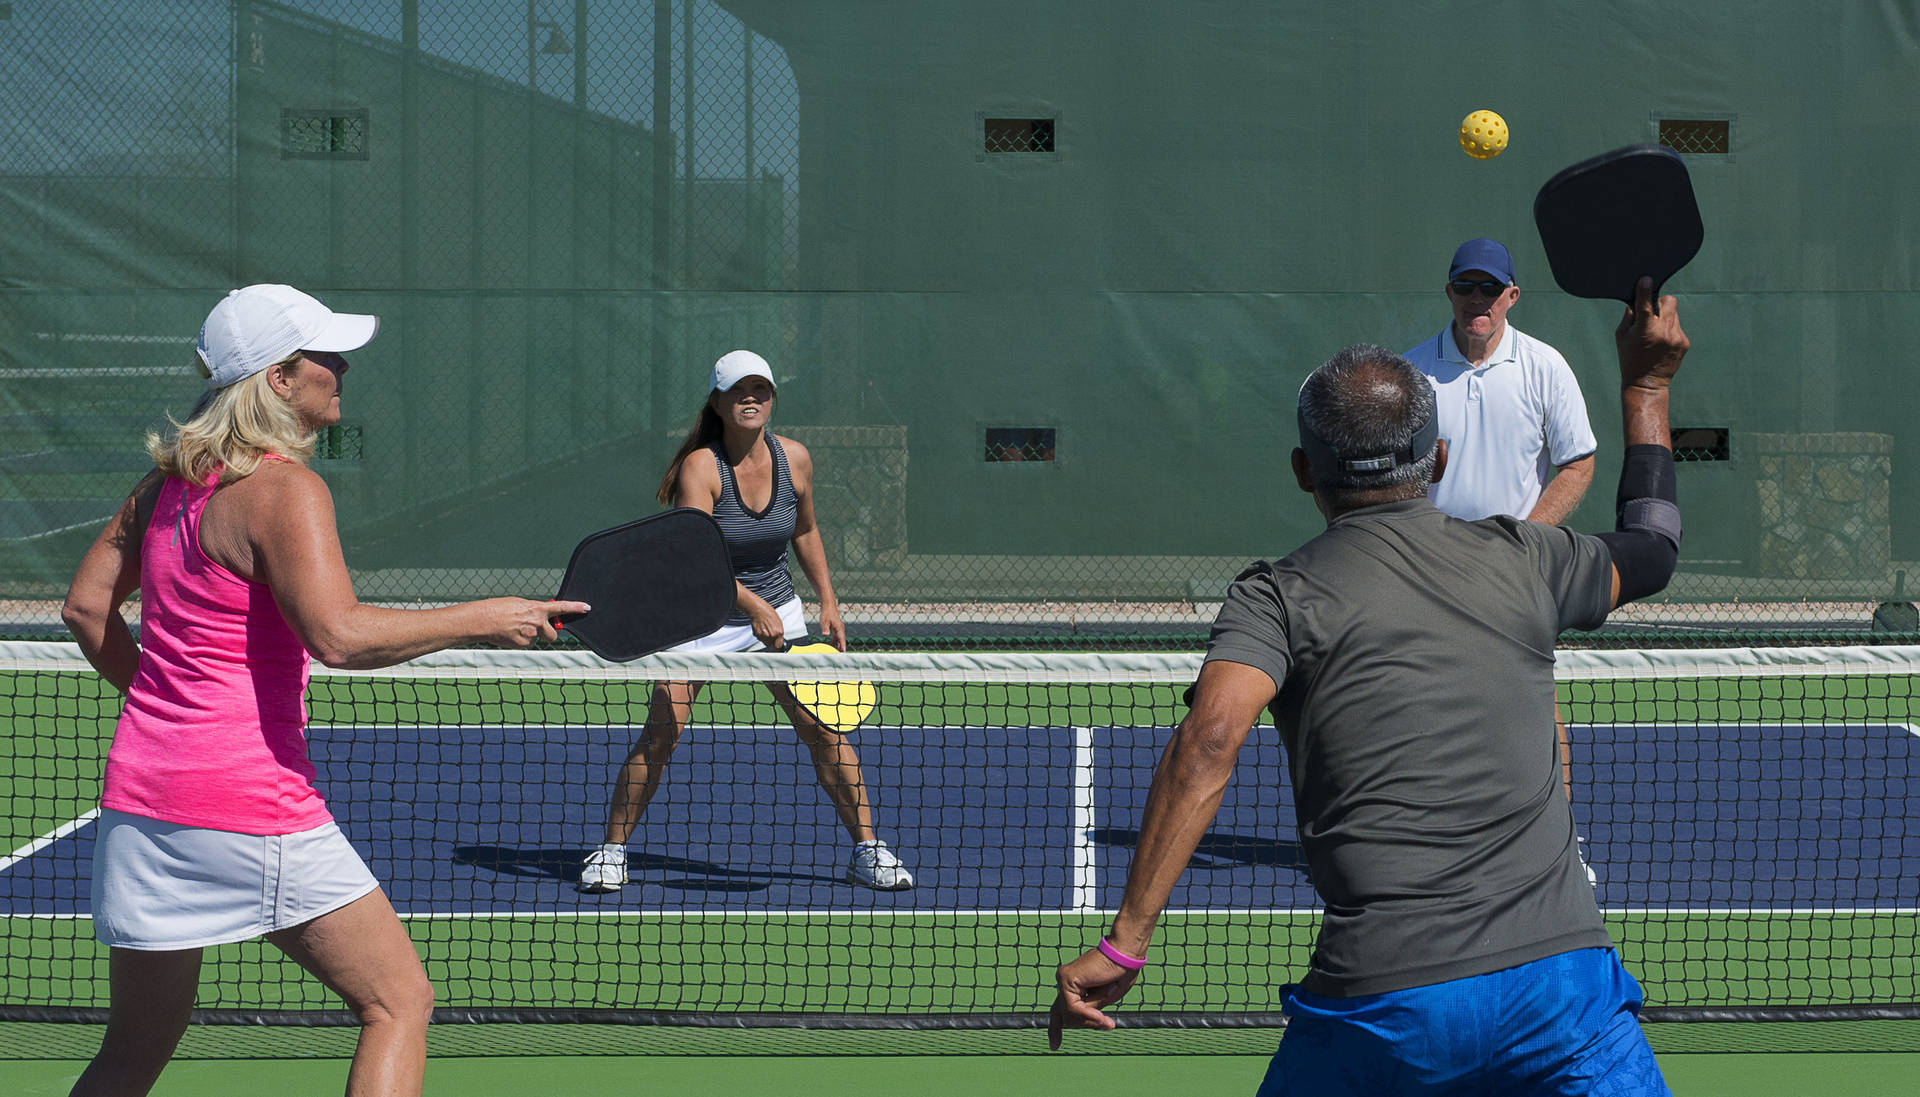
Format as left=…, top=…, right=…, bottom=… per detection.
left=1090, top=828, right=1308, bottom=872
left=451, top=845, right=844, bottom=892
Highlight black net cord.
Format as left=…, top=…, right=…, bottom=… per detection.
left=6, top=1005, right=1917, bottom=1028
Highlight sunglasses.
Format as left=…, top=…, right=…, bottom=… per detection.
left=1448, top=278, right=1510, bottom=298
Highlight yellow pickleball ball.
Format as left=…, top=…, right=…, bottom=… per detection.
left=1459, top=110, right=1509, bottom=159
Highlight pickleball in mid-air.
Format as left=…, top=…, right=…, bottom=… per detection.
left=1460, top=109, right=1508, bottom=159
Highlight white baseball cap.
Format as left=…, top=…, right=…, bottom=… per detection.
left=709, top=349, right=776, bottom=393
left=196, top=284, right=380, bottom=388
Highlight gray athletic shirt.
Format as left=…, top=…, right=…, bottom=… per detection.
left=1204, top=496, right=1614, bottom=997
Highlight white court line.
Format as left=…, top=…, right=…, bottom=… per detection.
left=0, top=809, right=100, bottom=874
left=1574, top=721, right=1916, bottom=728
left=1577, top=719, right=1920, bottom=738
left=25, top=332, right=195, bottom=347
left=1070, top=725, right=1097, bottom=913
left=5, top=515, right=115, bottom=543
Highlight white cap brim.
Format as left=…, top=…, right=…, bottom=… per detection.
left=301, top=312, right=380, bottom=354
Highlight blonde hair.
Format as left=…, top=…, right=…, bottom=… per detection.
left=146, top=353, right=316, bottom=485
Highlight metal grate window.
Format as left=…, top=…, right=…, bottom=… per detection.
left=985, top=427, right=1056, bottom=462
left=984, top=117, right=1056, bottom=154
left=1658, top=118, right=1730, bottom=156
left=282, top=108, right=369, bottom=160
left=1672, top=427, right=1730, bottom=462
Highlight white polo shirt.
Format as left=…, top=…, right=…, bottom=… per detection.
left=1402, top=323, right=1597, bottom=521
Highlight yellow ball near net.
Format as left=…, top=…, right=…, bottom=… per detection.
left=1459, top=110, right=1509, bottom=160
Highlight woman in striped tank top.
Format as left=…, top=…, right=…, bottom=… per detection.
left=61, top=286, right=587, bottom=1096
left=580, top=350, right=915, bottom=893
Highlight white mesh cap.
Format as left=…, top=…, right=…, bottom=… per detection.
left=709, top=349, right=776, bottom=393
left=195, top=284, right=379, bottom=388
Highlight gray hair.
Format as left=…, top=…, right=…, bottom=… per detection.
left=1297, top=344, right=1439, bottom=500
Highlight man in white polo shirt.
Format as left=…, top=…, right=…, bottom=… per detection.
left=1404, top=237, right=1597, bottom=524
left=1405, top=237, right=1601, bottom=886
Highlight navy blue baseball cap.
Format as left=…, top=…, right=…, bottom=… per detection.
left=1447, top=238, right=1516, bottom=284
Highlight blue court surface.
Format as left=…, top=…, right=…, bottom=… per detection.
left=4, top=720, right=1916, bottom=915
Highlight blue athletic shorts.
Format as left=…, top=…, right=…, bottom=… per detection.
left=1256, top=948, right=1670, bottom=1097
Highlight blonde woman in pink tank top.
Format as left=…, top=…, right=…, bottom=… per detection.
left=60, top=285, right=588, bottom=1097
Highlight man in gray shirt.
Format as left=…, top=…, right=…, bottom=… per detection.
left=1049, top=279, right=1689, bottom=1096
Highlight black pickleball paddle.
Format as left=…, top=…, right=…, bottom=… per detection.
left=555, top=508, right=735, bottom=662
left=1534, top=145, right=1704, bottom=304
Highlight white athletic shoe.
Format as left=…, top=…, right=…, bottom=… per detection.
left=1578, top=835, right=1598, bottom=888
left=847, top=840, right=915, bottom=891
left=578, top=847, right=628, bottom=893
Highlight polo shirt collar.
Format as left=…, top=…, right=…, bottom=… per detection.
left=1442, top=322, right=1518, bottom=370
left=1328, top=496, right=1437, bottom=525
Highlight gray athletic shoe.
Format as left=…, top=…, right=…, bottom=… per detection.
left=847, top=840, right=914, bottom=891
left=578, top=847, right=628, bottom=893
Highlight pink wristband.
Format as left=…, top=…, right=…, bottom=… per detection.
left=1097, top=937, right=1148, bottom=971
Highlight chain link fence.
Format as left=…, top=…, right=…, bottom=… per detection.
left=5, top=2, right=1920, bottom=647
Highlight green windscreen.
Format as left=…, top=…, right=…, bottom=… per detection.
left=5, top=1, right=1919, bottom=646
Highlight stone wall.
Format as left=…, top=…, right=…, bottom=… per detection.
left=781, top=426, right=909, bottom=573
left=1750, top=432, right=1893, bottom=581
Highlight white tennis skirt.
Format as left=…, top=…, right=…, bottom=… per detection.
left=668, top=596, right=806, bottom=654
left=91, top=808, right=379, bottom=950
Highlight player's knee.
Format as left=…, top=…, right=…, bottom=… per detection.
left=638, top=723, right=684, bottom=755
left=98, top=1020, right=188, bottom=1075
left=795, top=724, right=845, bottom=751
left=355, top=969, right=435, bottom=1029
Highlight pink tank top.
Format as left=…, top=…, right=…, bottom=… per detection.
left=102, top=463, right=330, bottom=834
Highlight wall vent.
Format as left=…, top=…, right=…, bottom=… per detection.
left=985, top=427, right=1056, bottom=462
left=984, top=117, right=1056, bottom=154
left=1657, top=118, right=1730, bottom=156
left=282, top=108, right=370, bottom=160
left=1672, top=427, right=1730, bottom=462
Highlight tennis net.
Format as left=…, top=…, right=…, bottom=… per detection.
left=2, top=642, right=1916, bottom=1034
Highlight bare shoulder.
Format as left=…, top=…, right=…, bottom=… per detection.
left=680, top=444, right=720, bottom=474
left=246, top=456, right=331, bottom=497
left=673, top=445, right=723, bottom=509
left=229, top=458, right=336, bottom=529
left=774, top=433, right=814, bottom=478
left=678, top=445, right=723, bottom=488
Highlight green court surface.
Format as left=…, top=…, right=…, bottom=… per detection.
left=1, top=1046, right=1918, bottom=1097
left=5, top=911, right=1916, bottom=1018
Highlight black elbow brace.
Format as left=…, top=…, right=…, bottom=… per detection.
left=1597, top=444, right=1681, bottom=604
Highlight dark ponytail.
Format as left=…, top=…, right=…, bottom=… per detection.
left=656, top=404, right=725, bottom=504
